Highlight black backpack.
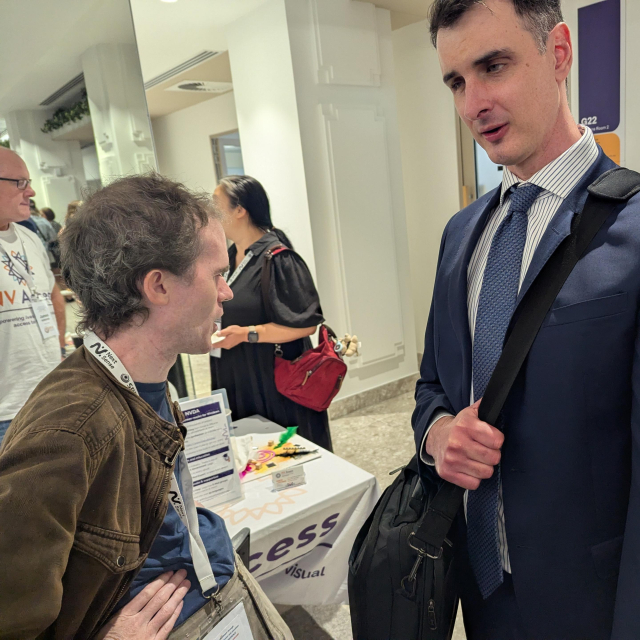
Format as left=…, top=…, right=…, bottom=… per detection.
left=348, top=167, right=640, bottom=640
left=349, top=457, right=458, bottom=640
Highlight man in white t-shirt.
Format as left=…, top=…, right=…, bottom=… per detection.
left=0, top=148, right=65, bottom=441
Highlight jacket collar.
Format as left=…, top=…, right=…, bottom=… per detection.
left=82, top=347, right=184, bottom=463
left=514, top=147, right=615, bottom=306
left=447, top=147, right=615, bottom=408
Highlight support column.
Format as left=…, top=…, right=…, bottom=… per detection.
left=227, top=0, right=418, bottom=400
left=5, top=110, right=84, bottom=215
left=82, top=44, right=156, bottom=184
left=226, top=1, right=316, bottom=276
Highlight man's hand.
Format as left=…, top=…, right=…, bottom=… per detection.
left=425, top=400, right=504, bottom=490
left=96, top=570, right=190, bottom=640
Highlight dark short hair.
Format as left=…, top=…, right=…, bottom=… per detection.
left=41, top=207, right=55, bottom=222
left=429, top=0, right=563, bottom=51
left=60, top=173, right=220, bottom=339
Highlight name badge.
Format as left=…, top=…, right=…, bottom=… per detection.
left=203, top=602, right=255, bottom=640
left=32, top=295, right=59, bottom=341
left=272, top=465, right=307, bottom=492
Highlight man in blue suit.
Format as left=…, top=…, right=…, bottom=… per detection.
left=413, top=1, right=640, bottom=638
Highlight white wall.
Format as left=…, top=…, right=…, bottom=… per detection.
left=392, top=20, right=460, bottom=352
left=82, top=144, right=101, bottom=183
left=6, top=109, right=85, bottom=215
left=226, top=0, right=317, bottom=276
left=625, top=0, right=640, bottom=172
left=151, top=91, right=238, bottom=194
left=226, top=0, right=419, bottom=401
left=285, top=0, right=419, bottom=396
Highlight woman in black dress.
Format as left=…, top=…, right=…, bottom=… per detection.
left=210, top=176, right=333, bottom=451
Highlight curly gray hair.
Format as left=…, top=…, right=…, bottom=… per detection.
left=60, top=173, right=220, bottom=339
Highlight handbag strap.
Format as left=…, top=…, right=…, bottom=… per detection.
left=410, top=166, right=640, bottom=557
left=260, top=243, right=337, bottom=343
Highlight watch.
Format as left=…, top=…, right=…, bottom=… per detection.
left=248, top=326, right=259, bottom=343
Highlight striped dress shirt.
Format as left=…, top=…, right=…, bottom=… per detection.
left=423, top=125, right=600, bottom=574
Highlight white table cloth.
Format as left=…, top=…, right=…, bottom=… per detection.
left=213, top=416, right=380, bottom=605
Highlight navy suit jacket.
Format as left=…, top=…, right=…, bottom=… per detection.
left=413, top=150, right=640, bottom=639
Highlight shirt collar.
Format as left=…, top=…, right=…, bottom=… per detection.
left=499, top=125, right=599, bottom=206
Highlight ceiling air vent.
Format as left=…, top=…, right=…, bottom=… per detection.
left=40, top=73, right=85, bottom=107
left=144, top=51, right=220, bottom=90
left=167, top=81, right=232, bottom=94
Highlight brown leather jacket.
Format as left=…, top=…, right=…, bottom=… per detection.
left=0, top=347, right=185, bottom=639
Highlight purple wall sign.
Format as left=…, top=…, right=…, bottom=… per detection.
left=578, top=0, right=621, bottom=133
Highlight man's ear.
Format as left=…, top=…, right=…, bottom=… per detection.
left=551, top=22, right=573, bottom=85
left=141, top=269, right=170, bottom=307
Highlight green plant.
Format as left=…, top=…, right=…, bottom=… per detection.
left=41, top=90, right=90, bottom=134
left=0, top=139, right=10, bottom=149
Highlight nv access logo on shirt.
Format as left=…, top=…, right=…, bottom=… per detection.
left=0, top=289, right=39, bottom=307
left=1, top=250, right=34, bottom=286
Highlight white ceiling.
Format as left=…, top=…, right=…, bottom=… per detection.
left=375, top=0, right=431, bottom=15
left=0, top=0, right=137, bottom=115
left=130, top=0, right=431, bottom=85
left=130, top=0, right=269, bottom=83
left=0, top=0, right=432, bottom=120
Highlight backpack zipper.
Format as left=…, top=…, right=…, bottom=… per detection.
left=428, top=598, right=437, bottom=630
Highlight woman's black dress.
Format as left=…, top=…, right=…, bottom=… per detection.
left=210, top=232, right=333, bottom=451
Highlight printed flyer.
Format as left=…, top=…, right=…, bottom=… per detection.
left=180, top=393, right=243, bottom=508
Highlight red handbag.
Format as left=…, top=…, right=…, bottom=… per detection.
left=262, top=245, right=347, bottom=412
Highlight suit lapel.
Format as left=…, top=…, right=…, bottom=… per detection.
left=448, top=188, right=501, bottom=408
left=514, top=201, right=576, bottom=307
left=515, top=149, right=615, bottom=307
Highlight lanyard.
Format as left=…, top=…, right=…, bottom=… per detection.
left=0, top=235, right=38, bottom=295
left=225, top=250, right=254, bottom=288
left=83, top=330, right=218, bottom=596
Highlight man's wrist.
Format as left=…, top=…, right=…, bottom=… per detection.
left=425, top=414, right=454, bottom=458
left=420, top=411, right=453, bottom=465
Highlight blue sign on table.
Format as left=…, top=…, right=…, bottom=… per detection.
left=578, top=0, right=620, bottom=133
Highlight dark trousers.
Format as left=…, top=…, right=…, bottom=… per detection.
left=455, top=518, right=529, bottom=640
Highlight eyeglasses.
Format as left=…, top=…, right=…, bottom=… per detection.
left=0, top=177, right=32, bottom=190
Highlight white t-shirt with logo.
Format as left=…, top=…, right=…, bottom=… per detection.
left=0, top=223, right=60, bottom=421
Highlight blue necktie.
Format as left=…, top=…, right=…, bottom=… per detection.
left=467, top=183, right=543, bottom=599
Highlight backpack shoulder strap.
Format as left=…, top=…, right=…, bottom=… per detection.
left=588, top=166, right=640, bottom=201
left=411, top=166, right=640, bottom=557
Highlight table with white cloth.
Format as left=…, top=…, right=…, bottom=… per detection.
left=212, top=415, right=380, bottom=606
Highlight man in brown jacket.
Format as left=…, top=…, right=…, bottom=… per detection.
left=0, top=175, right=293, bottom=640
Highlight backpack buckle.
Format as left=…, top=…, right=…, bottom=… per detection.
left=408, top=532, right=442, bottom=560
